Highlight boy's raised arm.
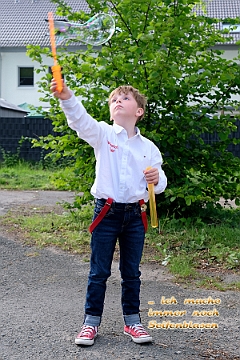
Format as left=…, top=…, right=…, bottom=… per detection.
left=50, top=79, right=105, bottom=148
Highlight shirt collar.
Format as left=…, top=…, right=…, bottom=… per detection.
left=113, top=123, right=125, bottom=134
left=113, top=123, right=142, bottom=138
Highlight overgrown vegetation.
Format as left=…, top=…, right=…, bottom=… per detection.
left=0, top=150, right=74, bottom=190
left=146, top=208, right=240, bottom=271
left=1, top=205, right=92, bottom=256
left=27, top=0, right=240, bottom=217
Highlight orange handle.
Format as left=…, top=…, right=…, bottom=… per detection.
left=51, top=65, right=63, bottom=93
left=146, top=166, right=158, bottom=228
left=48, top=12, right=63, bottom=93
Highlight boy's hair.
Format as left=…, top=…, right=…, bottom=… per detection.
left=108, top=85, right=147, bottom=122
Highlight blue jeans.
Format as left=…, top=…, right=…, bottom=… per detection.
left=84, top=198, right=145, bottom=327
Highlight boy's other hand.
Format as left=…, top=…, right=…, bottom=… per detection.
left=143, top=167, right=159, bottom=185
left=50, top=79, right=72, bottom=100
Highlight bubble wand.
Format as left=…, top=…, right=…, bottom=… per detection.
left=48, top=11, right=63, bottom=93
left=47, top=12, right=115, bottom=91
left=146, top=166, right=158, bottom=228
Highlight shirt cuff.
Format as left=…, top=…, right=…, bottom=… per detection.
left=60, top=91, right=77, bottom=108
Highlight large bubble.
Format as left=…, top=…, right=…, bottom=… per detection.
left=53, top=13, right=115, bottom=46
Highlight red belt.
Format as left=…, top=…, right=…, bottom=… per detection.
left=89, top=198, right=148, bottom=233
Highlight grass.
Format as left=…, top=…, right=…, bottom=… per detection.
left=143, top=210, right=240, bottom=290
left=0, top=161, right=76, bottom=190
left=145, top=214, right=240, bottom=258
left=0, top=160, right=239, bottom=290
left=0, top=205, right=93, bottom=266
left=196, top=277, right=240, bottom=291
left=0, top=162, right=57, bottom=190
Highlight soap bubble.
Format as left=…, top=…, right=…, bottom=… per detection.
left=54, top=13, right=115, bottom=46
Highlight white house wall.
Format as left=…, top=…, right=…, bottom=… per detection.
left=1, top=50, right=53, bottom=109
left=0, top=46, right=240, bottom=109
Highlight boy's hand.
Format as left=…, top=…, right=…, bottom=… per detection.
left=143, top=167, right=159, bottom=185
left=50, top=79, right=72, bottom=100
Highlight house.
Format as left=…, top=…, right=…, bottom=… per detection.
left=202, top=0, right=240, bottom=104
left=0, top=98, right=28, bottom=118
left=0, top=0, right=240, bottom=111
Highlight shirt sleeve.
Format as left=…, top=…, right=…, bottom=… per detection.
left=60, top=93, right=105, bottom=148
left=151, top=143, right=167, bottom=194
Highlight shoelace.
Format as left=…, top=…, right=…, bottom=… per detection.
left=80, top=325, right=96, bottom=336
left=130, top=324, right=148, bottom=336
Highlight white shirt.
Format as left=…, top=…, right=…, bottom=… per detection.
left=60, top=94, right=167, bottom=203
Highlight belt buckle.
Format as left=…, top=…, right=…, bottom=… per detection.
left=141, top=203, right=147, bottom=212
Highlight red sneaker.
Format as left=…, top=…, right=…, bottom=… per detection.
left=75, top=325, right=98, bottom=346
left=124, top=324, right=152, bottom=344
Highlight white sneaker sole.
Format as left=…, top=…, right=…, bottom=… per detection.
left=124, top=331, right=152, bottom=344
left=75, top=334, right=97, bottom=346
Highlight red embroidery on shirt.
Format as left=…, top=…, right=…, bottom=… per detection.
left=107, top=140, right=118, bottom=152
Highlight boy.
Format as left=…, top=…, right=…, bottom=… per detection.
left=51, top=81, right=167, bottom=345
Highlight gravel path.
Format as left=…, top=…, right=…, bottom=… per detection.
left=0, top=190, right=239, bottom=360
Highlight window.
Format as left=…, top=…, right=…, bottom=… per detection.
left=18, top=67, right=34, bottom=86
left=222, top=23, right=240, bottom=33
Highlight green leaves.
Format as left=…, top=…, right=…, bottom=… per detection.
left=27, top=0, right=240, bottom=216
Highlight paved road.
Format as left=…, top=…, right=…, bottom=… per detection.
left=0, top=190, right=76, bottom=216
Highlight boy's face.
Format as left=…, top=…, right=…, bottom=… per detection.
left=109, top=91, right=143, bottom=125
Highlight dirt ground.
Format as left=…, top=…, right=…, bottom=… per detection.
left=0, top=190, right=239, bottom=360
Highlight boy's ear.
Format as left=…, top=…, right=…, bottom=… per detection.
left=136, top=108, right=144, bottom=117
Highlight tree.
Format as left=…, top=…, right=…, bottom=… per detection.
left=27, top=0, right=240, bottom=217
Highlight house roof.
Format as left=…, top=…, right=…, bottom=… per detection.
left=200, top=0, right=240, bottom=45
left=18, top=102, right=45, bottom=117
left=204, top=0, right=240, bottom=18
left=0, top=0, right=89, bottom=47
left=0, top=98, right=28, bottom=113
left=0, top=0, right=239, bottom=48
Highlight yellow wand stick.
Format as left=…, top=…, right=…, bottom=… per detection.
left=146, top=166, right=158, bottom=228
left=48, top=11, right=63, bottom=93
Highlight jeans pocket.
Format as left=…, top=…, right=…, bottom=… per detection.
left=94, top=201, right=114, bottom=219
left=134, top=205, right=142, bottom=218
